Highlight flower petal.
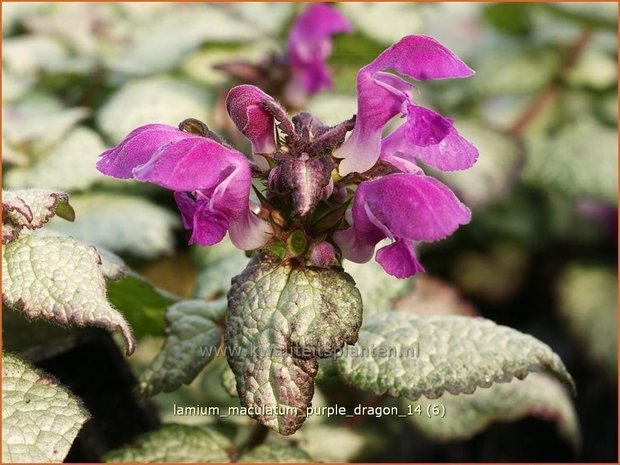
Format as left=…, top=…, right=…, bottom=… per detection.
left=364, top=34, right=474, bottom=80
left=228, top=208, right=273, bottom=250
left=375, top=239, right=425, bottom=279
left=362, top=173, right=471, bottom=242
left=131, top=137, right=251, bottom=217
left=381, top=123, right=479, bottom=171
left=226, top=85, right=276, bottom=157
left=335, top=72, right=412, bottom=175
left=96, top=124, right=193, bottom=178
left=404, top=103, right=453, bottom=146
left=335, top=35, right=474, bottom=176
left=285, top=3, right=352, bottom=104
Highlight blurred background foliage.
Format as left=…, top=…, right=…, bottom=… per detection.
left=2, top=2, right=617, bottom=462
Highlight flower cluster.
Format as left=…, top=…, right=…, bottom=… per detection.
left=97, top=34, right=477, bottom=279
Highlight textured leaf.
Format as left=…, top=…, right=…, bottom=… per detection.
left=49, top=193, right=179, bottom=259
left=430, top=122, right=523, bottom=209
left=2, top=234, right=135, bottom=354
left=2, top=353, right=90, bottom=463
left=238, top=443, right=313, bottom=463
left=103, top=423, right=231, bottom=463
left=337, top=311, right=574, bottom=400
left=97, top=76, right=211, bottom=143
left=556, top=263, right=617, bottom=377
left=138, top=299, right=226, bottom=397
left=345, top=258, right=412, bottom=315
left=408, top=372, right=580, bottom=447
left=2, top=189, right=74, bottom=244
left=524, top=121, right=617, bottom=204
left=193, top=240, right=249, bottom=301
left=226, top=253, right=362, bottom=435
left=106, top=272, right=177, bottom=339
left=5, top=128, right=109, bottom=192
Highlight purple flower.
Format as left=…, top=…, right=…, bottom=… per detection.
left=334, top=174, right=471, bottom=278
left=284, top=3, right=352, bottom=106
left=96, top=124, right=272, bottom=250
left=96, top=33, right=477, bottom=280
left=334, top=35, right=477, bottom=175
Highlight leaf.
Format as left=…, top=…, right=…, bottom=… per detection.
left=393, top=274, right=477, bottom=316
left=430, top=122, right=523, bottom=209
left=293, top=424, right=366, bottom=462
left=407, top=372, right=580, bottom=448
left=49, top=193, right=179, bottom=259
left=344, top=258, right=412, bottom=315
left=336, top=311, right=575, bottom=401
left=5, top=127, right=110, bottom=192
left=220, top=363, right=238, bottom=397
left=306, top=93, right=358, bottom=127
left=2, top=35, right=77, bottom=76
left=338, top=3, right=423, bottom=43
left=193, top=240, right=249, bottom=301
left=2, top=189, right=74, bottom=244
left=138, top=299, right=226, bottom=397
left=2, top=234, right=135, bottom=354
left=107, top=4, right=266, bottom=76
left=3, top=96, right=88, bottom=155
left=556, top=263, right=617, bottom=377
left=2, top=352, right=90, bottom=463
left=97, top=247, right=129, bottom=281
left=238, top=443, right=313, bottom=463
left=102, top=423, right=232, bottom=463
left=106, top=271, right=177, bottom=339
left=97, top=76, right=211, bottom=144
left=226, top=253, right=362, bottom=435
left=524, top=121, right=617, bottom=204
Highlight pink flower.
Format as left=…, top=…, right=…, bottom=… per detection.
left=97, top=124, right=271, bottom=250
left=334, top=174, right=471, bottom=278
left=285, top=3, right=352, bottom=106
left=334, top=35, right=477, bottom=175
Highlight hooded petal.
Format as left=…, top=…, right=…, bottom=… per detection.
left=335, top=35, right=474, bottom=176
left=226, top=85, right=277, bottom=158
left=375, top=239, right=425, bottom=278
left=381, top=121, right=479, bottom=172
left=98, top=124, right=272, bottom=250
left=336, top=173, right=470, bottom=273
left=96, top=124, right=191, bottom=178
left=285, top=3, right=352, bottom=104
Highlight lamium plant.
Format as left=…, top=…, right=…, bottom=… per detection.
left=96, top=33, right=575, bottom=437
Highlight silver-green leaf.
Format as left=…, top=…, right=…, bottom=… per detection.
left=226, top=253, right=362, bottom=435
left=102, top=423, right=232, bottom=463
left=2, top=353, right=90, bottom=463
left=337, top=311, right=574, bottom=400
left=2, top=234, right=135, bottom=354
left=138, top=299, right=227, bottom=397
left=2, top=189, right=74, bottom=244
left=238, top=443, right=313, bottom=463
left=407, top=372, right=580, bottom=448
